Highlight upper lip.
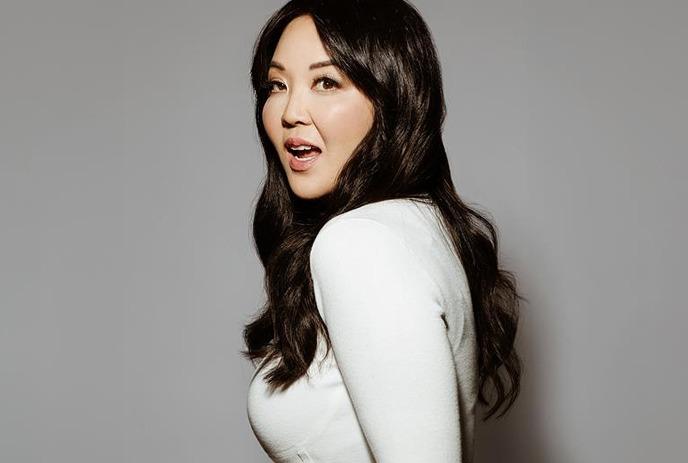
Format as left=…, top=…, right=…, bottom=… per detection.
left=284, top=137, right=321, bottom=152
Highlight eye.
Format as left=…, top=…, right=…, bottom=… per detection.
left=314, top=75, right=340, bottom=92
left=264, top=80, right=285, bottom=93
left=263, top=75, right=341, bottom=94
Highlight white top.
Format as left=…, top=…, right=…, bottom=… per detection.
left=247, top=198, right=479, bottom=463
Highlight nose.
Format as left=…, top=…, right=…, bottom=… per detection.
left=281, top=88, right=311, bottom=127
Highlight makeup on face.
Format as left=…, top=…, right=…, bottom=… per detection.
left=261, top=15, right=374, bottom=198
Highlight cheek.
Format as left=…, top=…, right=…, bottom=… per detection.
left=261, top=101, right=281, bottom=145
left=316, top=98, right=373, bottom=151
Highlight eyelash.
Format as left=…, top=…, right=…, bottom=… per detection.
left=263, top=75, right=341, bottom=93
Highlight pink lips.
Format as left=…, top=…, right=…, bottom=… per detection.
left=284, top=136, right=322, bottom=172
left=284, top=136, right=321, bottom=151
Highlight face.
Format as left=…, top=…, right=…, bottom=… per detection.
left=262, top=15, right=375, bottom=200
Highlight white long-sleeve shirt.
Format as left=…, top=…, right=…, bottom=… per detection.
left=247, top=198, right=479, bottom=462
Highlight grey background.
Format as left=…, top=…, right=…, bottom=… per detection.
left=1, top=0, right=685, bottom=462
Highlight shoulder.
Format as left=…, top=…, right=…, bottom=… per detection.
left=311, top=198, right=435, bottom=260
left=310, top=214, right=406, bottom=267
left=310, top=199, right=423, bottom=269
left=309, top=200, right=443, bottom=307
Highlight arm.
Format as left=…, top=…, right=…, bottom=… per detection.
left=309, top=217, right=461, bottom=462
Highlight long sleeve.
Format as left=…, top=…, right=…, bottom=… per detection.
left=309, top=216, right=462, bottom=462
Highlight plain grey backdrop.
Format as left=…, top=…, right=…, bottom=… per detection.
left=1, top=0, right=686, bottom=462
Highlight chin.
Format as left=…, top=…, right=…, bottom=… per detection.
left=288, top=179, right=332, bottom=200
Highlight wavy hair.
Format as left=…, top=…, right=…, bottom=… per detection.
left=241, top=0, right=523, bottom=420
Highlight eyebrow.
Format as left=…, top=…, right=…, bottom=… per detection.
left=269, top=60, right=334, bottom=71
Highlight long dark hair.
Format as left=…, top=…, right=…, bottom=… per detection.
left=241, top=0, right=523, bottom=420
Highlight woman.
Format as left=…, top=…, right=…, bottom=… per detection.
left=242, top=1, right=523, bottom=461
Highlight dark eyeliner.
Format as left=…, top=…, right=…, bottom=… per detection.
left=314, top=75, right=340, bottom=89
left=262, top=75, right=340, bottom=93
left=263, top=80, right=283, bottom=92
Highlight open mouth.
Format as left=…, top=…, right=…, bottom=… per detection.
left=286, top=146, right=322, bottom=159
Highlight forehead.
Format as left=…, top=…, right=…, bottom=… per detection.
left=270, top=15, right=331, bottom=69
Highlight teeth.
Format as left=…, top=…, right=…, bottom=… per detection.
left=294, top=151, right=317, bottom=159
left=291, top=145, right=312, bottom=150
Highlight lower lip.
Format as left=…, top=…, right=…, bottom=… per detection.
left=288, top=150, right=322, bottom=172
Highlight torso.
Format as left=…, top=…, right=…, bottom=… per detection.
left=247, top=198, right=479, bottom=462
